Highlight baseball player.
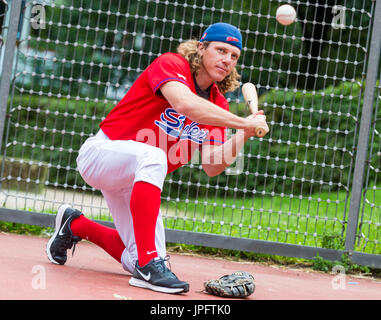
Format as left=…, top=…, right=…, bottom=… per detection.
left=46, top=22, right=268, bottom=294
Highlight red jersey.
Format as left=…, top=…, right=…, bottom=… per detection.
left=99, top=52, right=229, bottom=173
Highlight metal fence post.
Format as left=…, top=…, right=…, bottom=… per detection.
left=345, top=0, right=381, bottom=253
left=0, top=0, right=22, bottom=152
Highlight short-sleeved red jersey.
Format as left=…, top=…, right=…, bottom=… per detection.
left=99, top=52, right=229, bottom=173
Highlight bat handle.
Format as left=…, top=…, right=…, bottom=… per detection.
left=254, top=118, right=269, bottom=138
left=242, top=82, right=269, bottom=138
left=255, top=127, right=266, bottom=138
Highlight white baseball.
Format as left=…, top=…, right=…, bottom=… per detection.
left=276, top=4, right=296, bottom=26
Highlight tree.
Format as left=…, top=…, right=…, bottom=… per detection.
left=296, top=0, right=372, bottom=90
left=25, top=0, right=372, bottom=98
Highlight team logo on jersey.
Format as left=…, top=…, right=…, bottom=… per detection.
left=154, top=108, right=208, bottom=144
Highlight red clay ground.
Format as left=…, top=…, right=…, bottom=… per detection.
left=0, top=232, right=380, bottom=300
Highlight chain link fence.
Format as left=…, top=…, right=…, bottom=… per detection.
left=0, top=0, right=379, bottom=268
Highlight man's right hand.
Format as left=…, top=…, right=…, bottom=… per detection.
left=243, top=112, right=269, bottom=138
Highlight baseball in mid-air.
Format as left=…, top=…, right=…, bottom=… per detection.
left=276, top=4, right=297, bottom=26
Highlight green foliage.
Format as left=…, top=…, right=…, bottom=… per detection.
left=6, top=77, right=380, bottom=204
left=13, top=1, right=373, bottom=194
left=4, top=94, right=113, bottom=188
left=0, top=221, right=53, bottom=236
left=312, top=253, right=372, bottom=274
left=5, top=79, right=371, bottom=196
left=0, top=156, right=48, bottom=193
left=25, top=0, right=371, bottom=99
left=321, top=231, right=345, bottom=250
left=312, top=253, right=334, bottom=272
left=164, top=80, right=364, bottom=198
left=167, top=242, right=304, bottom=265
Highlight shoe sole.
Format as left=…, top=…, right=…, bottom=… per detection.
left=46, top=204, right=72, bottom=265
left=129, top=277, right=188, bottom=294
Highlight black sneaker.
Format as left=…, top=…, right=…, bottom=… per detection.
left=46, top=204, right=83, bottom=265
left=129, top=256, right=189, bottom=294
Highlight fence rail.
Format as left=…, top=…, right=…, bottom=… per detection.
left=0, top=0, right=379, bottom=269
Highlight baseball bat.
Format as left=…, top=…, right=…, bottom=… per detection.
left=242, top=82, right=269, bottom=138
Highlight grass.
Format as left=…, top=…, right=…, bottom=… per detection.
left=0, top=221, right=53, bottom=236
left=161, top=186, right=381, bottom=255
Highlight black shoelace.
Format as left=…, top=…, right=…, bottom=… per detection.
left=153, top=256, right=177, bottom=279
left=57, top=234, right=81, bottom=256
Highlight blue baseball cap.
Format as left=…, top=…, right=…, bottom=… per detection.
left=200, top=22, right=242, bottom=50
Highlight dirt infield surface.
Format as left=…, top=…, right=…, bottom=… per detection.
left=0, top=233, right=380, bottom=302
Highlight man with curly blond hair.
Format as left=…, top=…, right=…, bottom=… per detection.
left=46, top=22, right=268, bottom=294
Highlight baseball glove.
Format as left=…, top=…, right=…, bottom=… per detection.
left=203, top=271, right=255, bottom=298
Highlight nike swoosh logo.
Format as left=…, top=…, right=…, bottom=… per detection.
left=58, top=218, right=70, bottom=236
left=137, top=269, right=151, bottom=281
left=147, top=250, right=157, bottom=255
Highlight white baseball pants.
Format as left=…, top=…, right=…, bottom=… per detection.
left=76, top=129, right=167, bottom=273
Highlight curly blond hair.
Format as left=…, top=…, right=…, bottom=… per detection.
left=176, top=40, right=240, bottom=94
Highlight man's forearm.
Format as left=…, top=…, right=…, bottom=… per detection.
left=160, top=81, right=249, bottom=129
left=182, top=94, right=248, bottom=129
left=202, top=130, right=249, bottom=176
